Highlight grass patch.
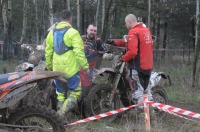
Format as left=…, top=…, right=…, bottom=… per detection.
left=0, top=60, right=18, bottom=74
left=166, top=87, right=200, bottom=104
left=155, top=61, right=200, bottom=104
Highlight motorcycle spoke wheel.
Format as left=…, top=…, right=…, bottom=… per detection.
left=7, top=105, right=66, bottom=132
left=152, top=86, right=169, bottom=119
left=85, top=85, right=120, bottom=122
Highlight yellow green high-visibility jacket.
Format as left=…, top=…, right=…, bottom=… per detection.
left=45, top=21, right=89, bottom=78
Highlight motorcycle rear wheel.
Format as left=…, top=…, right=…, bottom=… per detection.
left=7, top=105, right=66, bottom=132
left=152, top=86, right=169, bottom=119
left=23, top=80, right=52, bottom=108
left=84, top=84, right=120, bottom=122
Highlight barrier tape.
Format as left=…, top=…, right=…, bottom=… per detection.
left=65, top=99, right=200, bottom=127
left=147, top=101, right=200, bottom=120
left=168, top=109, right=196, bottom=122
left=65, top=104, right=137, bottom=126
left=153, top=103, right=196, bottom=122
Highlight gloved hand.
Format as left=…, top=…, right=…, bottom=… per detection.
left=102, top=53, right=113, bottom=60
left=118, top=54, right=123, bottom=62
left=36, top=45, right=45, bottom=50
left=105, top=39, right=113, bottom=44
left=123, top=35, right=128, bottom=43
left=85, top=69, right=90, bottom=74
left=112, top=54, right=123, bottom=68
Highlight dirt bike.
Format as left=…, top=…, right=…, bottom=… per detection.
left=0, top=70, right=66, bottom=131
left=84, top=46, right=170, bottom=122
left=15, top=44, right=58, bottom=109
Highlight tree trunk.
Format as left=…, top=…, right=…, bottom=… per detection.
left=101, top=0, right=114, bottom=40
left=19, top=0, right=28, bottom=44
left=148, top=0, right=151, bottom=29
left=19, top=0, right=28, bottom=60
left=155, top=14, right=160, bottom=49
left=81, top=0, right=85, bottom=35
left=192, top=0, right=200, bottom=87
left=64, top=0, right=70, bottom=10
left=67, top=0, right=70, bottom=10
left=35, top=0, right=39, bottom=44
left=42, top=0, right=47, bottom=38
left=77, top=0, right=80, bottom=32
left=102, top=0, right=105, bottom=31
left=7, top=0, right=12, bottom=59
left=48, top=0, right=53, bottom=27
left=162, top=21, right=168, bottom=49
left=191, top=18, right=195, bottom=49
left=152, top=18, right=156, bottom=35
left=161, top=19, right=168, bottom=59
left=2, top=0, right=8, bottom=60
left=95, top=0, right=100, bottom=27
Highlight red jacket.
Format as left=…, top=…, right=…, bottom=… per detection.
left=114, top=23, right=153, bottom=70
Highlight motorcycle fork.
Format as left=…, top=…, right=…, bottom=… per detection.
left=109, top=62, right=126, bottom=103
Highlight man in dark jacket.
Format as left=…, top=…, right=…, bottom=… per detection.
left=80, top=24, right=109, bottom=97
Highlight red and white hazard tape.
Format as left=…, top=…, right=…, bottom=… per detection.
left=143, top=95, right=149, bottom=123
left=65, top=98, right=200, bottom=127
left=168, top=109, right=196, bottom=122
left=147, top=101, right=200, bottom=120
left=65, top=104, right=137, bottom=126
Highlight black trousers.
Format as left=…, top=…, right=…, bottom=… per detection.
left=130, top=69, right=151, bottom=91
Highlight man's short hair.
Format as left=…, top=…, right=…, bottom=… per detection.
left=88, top=23, right=97, bottom=27
left=60, top=10, right=72, bottom=20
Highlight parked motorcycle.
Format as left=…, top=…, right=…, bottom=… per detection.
left=84, top=46, right=170, bottom=122
left=15, top=44, right=56, bottom=109
left=0, top=71, right=66, bottom=131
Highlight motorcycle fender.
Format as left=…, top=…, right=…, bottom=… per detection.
left=15, top=62, right=34, bottom=72
left=94, top=68, right=116, bottom=76
left=150, top=72, right=171, bottom=87
left=157, top=72, right=172, bottom=86
left=0, top=83, right=37, bottom=109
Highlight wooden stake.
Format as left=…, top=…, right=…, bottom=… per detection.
left=144, top=94, right=151, bottom=132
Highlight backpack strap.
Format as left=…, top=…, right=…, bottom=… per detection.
left=53, top=26, right=73, bottom=55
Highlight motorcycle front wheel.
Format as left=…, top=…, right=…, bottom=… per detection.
left=84, top=84, right=120, bottom=122
left=152, top=86, right=169, bottom=119
left=7, top=105, right=66, bottom=132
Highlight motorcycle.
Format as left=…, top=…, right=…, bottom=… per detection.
left=0, top=70, right=66, bottom=131
left=84, top=46, right=170, bottom=122
left=15, top=44, right=57, bottom=109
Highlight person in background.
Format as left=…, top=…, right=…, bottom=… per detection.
left=45, top=10, right=89, bottom=116
left=80, top=24, right=109, bottom=99
left=106, top=14, right=155, bottom=125
left=106, top=14, right=153, bottom=104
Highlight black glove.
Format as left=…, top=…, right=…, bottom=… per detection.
left=105, top=39, right=113, bottom=44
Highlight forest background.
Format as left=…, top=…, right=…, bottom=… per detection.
left=1, top=0, right=200, bottom=114
left=2, top=0, right=200, bottom=131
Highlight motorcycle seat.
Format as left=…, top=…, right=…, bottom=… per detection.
left=0, top=72, right=27, bottom=85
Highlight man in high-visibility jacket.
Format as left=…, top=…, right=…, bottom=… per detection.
left=45, top=10, right=89, bottom=116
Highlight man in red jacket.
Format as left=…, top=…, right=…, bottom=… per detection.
left=107, top=14, right=153, bottom=104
